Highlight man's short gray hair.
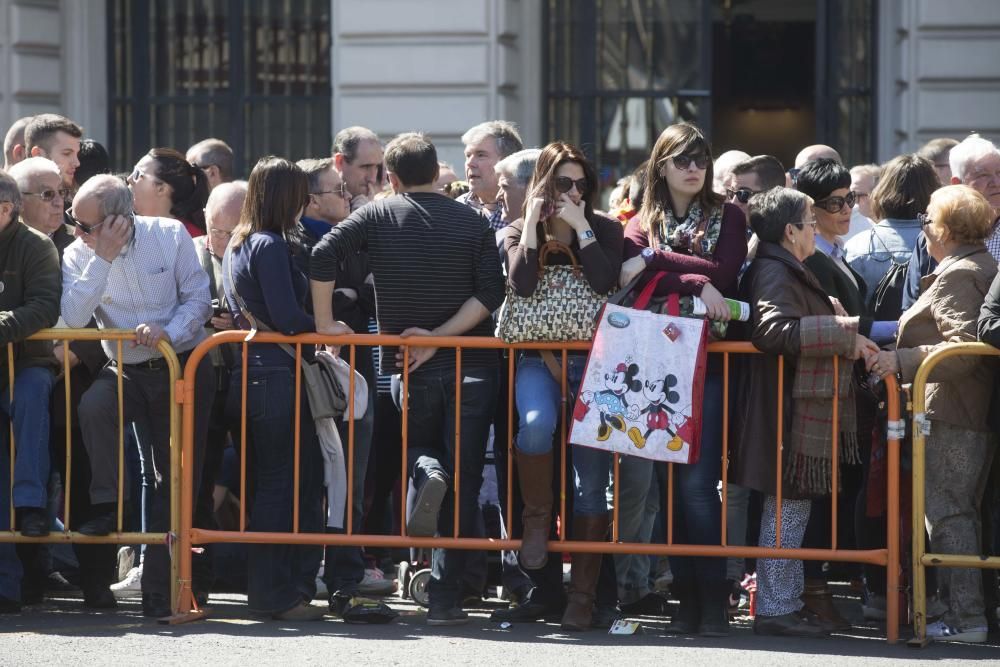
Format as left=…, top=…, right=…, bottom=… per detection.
left=461, top=121, right=524, bottom=159
left=78, top=174, right=134, bottom=218
left=494, top=149, right=541, bottom=187
left=0, top=170, right=22, bottom=216
left=296, top=158, right=335, bottom=193
left=949, top=134, right=1000, bottom=183
left=332, top=126, right=381, bottom=163
left=187, top=138, right=234, bottom=180
left=8, top=157, right=60, bottom=191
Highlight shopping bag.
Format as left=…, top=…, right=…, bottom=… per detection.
left=569, top=273, right=709, bottom=463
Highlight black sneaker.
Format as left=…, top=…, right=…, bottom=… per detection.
left=18, top=508, right=49, bottom=538
left=427, top=606, right=469, bottom=626
left=407, top=471, right=448, bottom=537
left=142, top=592, right=171, bottom=618
left=620, top=592, right=670, bottom=616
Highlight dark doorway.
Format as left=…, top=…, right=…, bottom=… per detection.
left=711, top=1, right=817, bottom=169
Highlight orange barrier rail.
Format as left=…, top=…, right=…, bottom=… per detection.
left=175, top=332, right=901, bottom=641
left=2, top=329, right=183, bottom=612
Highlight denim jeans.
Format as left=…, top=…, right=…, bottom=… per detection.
left=323, top=387, right=375, bottom=594
left=401, top=365, right=498, bottom=609
left=228, top=361, right=324, bottom=614
left=1, top=366, right=55, bottom=509
left=513, top=354, right=585, bottom=455
left=668, top=371, right=725, bottom=583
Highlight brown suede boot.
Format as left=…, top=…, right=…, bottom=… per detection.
left=516, top=451, right=554, bottom=570
left=801, top=579, right=851, bottom=632
left=560, top=514, right=610, bottom=631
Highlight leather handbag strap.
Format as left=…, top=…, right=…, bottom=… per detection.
left=538, top=350, right=562, bottom=381
left=538, top=240, right=580, bottom=276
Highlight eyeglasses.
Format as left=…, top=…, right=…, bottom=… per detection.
left=813, top=191, right=857, bottom=213
left=127, top=166, right=163, bottom=186
left=918, top=212, right=934, bottom=227
left=969, top=169, right=1000, bottom=184
left=23, top=188, right=73, bottom=203
left=553, top=176, right=588, bottom=194
left=668, top=154, right=710, bottom=171
left=851, top=191, right=869, bottom=201
left=311, top=183, right=351, bottom=200
left=793, top=219, right=818, bottom=228
left=726, top=187, right=760, bottom=204
left=68, top=212, right=107, bottom=235
left=209, top=228, right=234, bottom=240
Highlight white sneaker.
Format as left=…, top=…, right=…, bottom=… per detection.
left=357, top=567, right=398, bottom=597
left=926, top=620, right=988, bottom=644
left=116, top=546, right=135, bottom=583
left=314, top=576, right=328, bottom=600
left=110, top=565, right=143, bottom=598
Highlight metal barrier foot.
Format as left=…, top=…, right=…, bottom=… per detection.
left=159, top=609, right=208, bottom=625
left=907, top=636, right=930, bottom=648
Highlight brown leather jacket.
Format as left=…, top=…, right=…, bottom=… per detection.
left=896, top=244, right=997, bottom=432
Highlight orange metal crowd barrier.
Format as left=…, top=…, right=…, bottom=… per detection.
left=2, top=329, right=183, bottom=612
left=173, top=332, right=902, bottom=641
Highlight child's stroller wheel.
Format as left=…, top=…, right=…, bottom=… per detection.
left=398, top=561, right=412, bottom=599
left=409, top=568, right=431, bottom=608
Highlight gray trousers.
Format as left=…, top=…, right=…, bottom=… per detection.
left=925, top=421, right=996, bottom=629
left=612, top=456, right=658, bottom=604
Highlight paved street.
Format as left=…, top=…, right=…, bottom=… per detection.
left=1, top=590, right=997, bottom=665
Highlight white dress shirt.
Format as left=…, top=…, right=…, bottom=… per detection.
left=61, top=215, right=211, bottom=363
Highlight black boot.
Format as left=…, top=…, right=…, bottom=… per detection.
left=697, top=579, right=730, bottom=637
left=665, top=578, right=699, bottom=634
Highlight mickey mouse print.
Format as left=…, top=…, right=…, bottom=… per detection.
left=570, top=302, right=709, bottom=463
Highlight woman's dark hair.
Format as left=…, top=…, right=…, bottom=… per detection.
left=628, top=160, right=648, bottom=210
left=232, top=156, right=308, bottom=248
left=524, top=141, right=598, bottom=223
left=148, top=147, right=210, bottom=233
left=75, top=139, right=111, bottom=187
left=793, top=158, right=850, bottom=202
left=870, top=154, right=939, bottom=220
left=639, top=122, right=724, bottom=241
left=748, top=187, right=813, bottom=244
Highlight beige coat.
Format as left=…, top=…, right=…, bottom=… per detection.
left=896, top=244, right=997, bottom=432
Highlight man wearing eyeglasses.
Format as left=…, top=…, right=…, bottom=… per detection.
left=0, top=169, right=61, bottom=611
left=61, top=175, right=215, bottom=619
left=292, top=157, right=387, bottom=610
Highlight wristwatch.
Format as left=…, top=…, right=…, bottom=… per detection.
left=641, top=247, right=655, bottom=266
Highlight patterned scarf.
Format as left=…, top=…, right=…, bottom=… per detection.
left=787, top=315, right=861, bottom=497
left=655, top=203, right=724, bottom=258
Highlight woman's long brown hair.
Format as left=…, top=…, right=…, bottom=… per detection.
left=231, top=156, right=308, bottom=248
left=523, top=141, right=599, bottom=237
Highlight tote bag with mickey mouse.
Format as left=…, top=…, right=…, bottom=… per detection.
left=569, top=272, right=709, bottom=464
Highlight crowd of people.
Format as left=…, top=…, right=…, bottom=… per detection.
left=1, top=110, right=999, bottom=643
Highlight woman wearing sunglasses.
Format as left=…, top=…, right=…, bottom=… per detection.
left=618, top=122, right=747, bottom=636
left=792, top=158, right=898, bottom=632
left=128, top=147, right=210, bottom=238
left=500, top=141, right=623, bottom=629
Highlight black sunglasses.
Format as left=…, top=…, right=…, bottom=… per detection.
left=813, top=191, right=857, bottom=213
left=726, top=187, right=760, bottom=204
left=554, top=176, right=588, bottom=194
left=68, top=213, right=107, bottom=235
left=669, top=154, right=710, bottom=170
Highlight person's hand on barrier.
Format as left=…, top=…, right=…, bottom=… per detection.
left=133, top=323, right=170, bottom=349
left=53, top=345, right=80, bottom=369
left=396, top=327, right=438, bottom=372
left=619, top=255, right=645, bottom=288
left=210, top=312, right=235, bottom=331
left=866, top=349, right=899, bottom=377
left=851, top=334, right=879, bottom=361
left=700, top=282, right=731, bottom=321
left=318, top=320, right=354, bottom=356
left=829, top=296, right=848, bottom=317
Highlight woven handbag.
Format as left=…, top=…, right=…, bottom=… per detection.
left=497, top=240, right=609, bottom=343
